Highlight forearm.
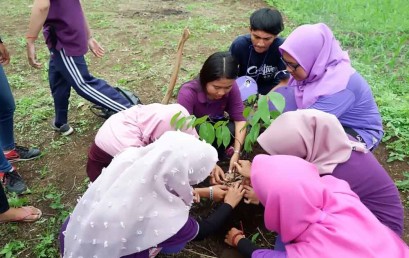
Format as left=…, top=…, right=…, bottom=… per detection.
left=27, top=0, right=50, bottom=42
left=194, top=203, right=233, bottom=241
left=234, top=121, right=246, bottom=151
left=194, top=187, right=210, bottom=199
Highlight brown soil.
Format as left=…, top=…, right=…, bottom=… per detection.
left=1, top=0, right=408, bottom=257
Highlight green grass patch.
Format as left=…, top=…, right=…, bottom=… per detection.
left=268, top=0, right=409, bottom=162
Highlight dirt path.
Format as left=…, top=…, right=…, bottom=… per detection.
left=1, top=0, right=408, bottom=257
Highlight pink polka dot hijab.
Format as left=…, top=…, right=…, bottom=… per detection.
left=63, top=131, right=218, bottom=258
left=251, top=155, right=409, bottom=258
left=279, top=23, right=355, bottom=108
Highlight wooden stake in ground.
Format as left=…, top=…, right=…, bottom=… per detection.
left=161, top=28, right=190, bottom=104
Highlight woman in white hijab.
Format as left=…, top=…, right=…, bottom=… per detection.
left=59, top=131, right=244, bottom=258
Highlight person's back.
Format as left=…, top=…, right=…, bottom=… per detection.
left=332, top=150, right=403, bottom=236
left=230, top=8, right=288, bottom=95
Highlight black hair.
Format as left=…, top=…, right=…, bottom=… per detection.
left=250, top=8, right=284, bottom=35
left=199, top=51, right=239, bottom=91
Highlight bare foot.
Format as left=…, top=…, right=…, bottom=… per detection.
left=0, top=206, right=42, bottom=223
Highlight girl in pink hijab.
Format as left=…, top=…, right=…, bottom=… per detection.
left=279, top=23, right=383, bottom=150
left=225, top=155, right=409, bottom=257
left=86, top=103, right=198, bottom=181
left=256, top=109, right=403, bottom=236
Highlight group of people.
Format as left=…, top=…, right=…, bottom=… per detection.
left=1, top=1, right=408, bottom=257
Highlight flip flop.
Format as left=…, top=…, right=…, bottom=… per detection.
left=0, top=206, right=42, bottom=223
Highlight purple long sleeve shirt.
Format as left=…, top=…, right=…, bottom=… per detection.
left=309, top=72, right=383, bottom=149
left=43, top=0, right=88, bottom=56
left=177, top=79, right=245, bottom=121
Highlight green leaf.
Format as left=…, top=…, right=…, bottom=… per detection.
left=251, top=122, right=261, bottom=142
left=244, top=135, right=253, bottom=153
left=243, top=106, right=252, bottom=118
left=267, top=92, right=286, bottom=113
left=187, top=116, right=196, bottom=128
left=222, top=125, right=231, bottom=148
left=175, top=116, right=187, bottom=130
left=170, top=111, right=182, bottom=127
left=257, top=96, right=271, bottom=124
left=199, top=122, right=215, bottom=144
left=193, top=115, right=209, bottom=127
left=251, top=232, right=260, bottom=243
left=216, top=126, right=223, bottom=147
left=214, top=120, right=225, bottom=129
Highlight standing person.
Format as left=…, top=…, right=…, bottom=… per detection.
left=87, top=103, right=198, bottom=182
left=230, top=8, right=289, bottom=95
left=60, top=131, right=244, bottom=258
left=177, top=51, right=246, bottom=173
left=279, top=23, right=383, bottom=149
left=235, top=109, right=403, bottom=236
left=0, top=182, right=42, bottom=223
left=1, top=37, right=41, bottom=194
left=26, top=0, right=133, bottom=136
left=225, top=155, right=409, bottom=257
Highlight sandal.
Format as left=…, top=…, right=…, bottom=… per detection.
left=0, top=206, right=42, bottom=223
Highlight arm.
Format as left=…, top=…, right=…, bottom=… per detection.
left=0, top=39, right=10, bottom=65
left=229, top=120, right=246, bottom=172
left=26, top=0, right=50, bottom=68
left=309, top=89, right=355, bottom=117
left=194, top=185, right=228, bottom=202
left=194, top=183, right=244, bottom=240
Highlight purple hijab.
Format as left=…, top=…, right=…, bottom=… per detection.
left=279, top=23, right=355, bottom=108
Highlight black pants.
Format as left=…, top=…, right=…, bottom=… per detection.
left=0, top=183, right=9, bottom=214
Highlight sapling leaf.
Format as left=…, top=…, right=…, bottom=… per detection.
left=214, top=120, right=225, bottom=129
left=199, top=122, right=215, bottom=144
left=267, top=92, right=285, bottom=113
left=170, top=111, right=182, bottom=127
left=176, top=116, right=187, bottom=130
left=187, top=115, right=196, bottom=128
left=216, top=126, right=223, bottom=147
left=222, top=125, right=231, bottom=148
left=193, top=115, right=209, bottom=127
left=251, top=232, right=260, bottom=243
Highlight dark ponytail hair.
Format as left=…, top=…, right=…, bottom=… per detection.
left=199, top=51, right=239, bottom=91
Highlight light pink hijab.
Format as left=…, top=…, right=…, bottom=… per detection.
left=257, top=109, right=366, bottom=174
left=95, top=103, right=198, bottom=156
left=251, top=154, right=409, bottom=257
left=279, top=23, right=355, bottom=108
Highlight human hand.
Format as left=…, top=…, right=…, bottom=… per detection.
left=243, top=185, right=259, bottom=205
left=225, top=227, right=245, bottom=247
left=224, top=182, right=244, bottom=208
left=241, top=177, right=251, bottom=186
left=234, top=159, right=252, bottom=178
left=192, top=189, right=200, bottom=203
left=209, top=164, right=226, bottom=185
left=211, top=185, right=229, bottom=202
left=0, top=43, right=10, bottom=65
left=26, top=42, right=42, bottom=68
left=228, top=152, right=240, bottom=173
left=88, top=38, right=105, bottom=58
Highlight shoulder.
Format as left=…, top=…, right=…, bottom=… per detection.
left=230, top=34, right=252, bottom=50
left=178, top=80, right=202, bottom=102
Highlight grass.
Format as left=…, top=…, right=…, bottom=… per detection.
left=267, top=0, right=409, bottom=162
left=1, top=0, right=408, bottom=257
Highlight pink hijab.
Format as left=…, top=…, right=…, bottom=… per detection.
left=279, top=23, right=355, bottom=108
left=257, top=109, right=366, bottom=174
left=251, top=154, right=409, bottom=257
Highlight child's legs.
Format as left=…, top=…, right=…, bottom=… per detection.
left=49, top=57, right=71, bottom=126
left=86, top=142, right=113, bottom=182
left=0, top=66, right=16, bottom=150
left=53, top=49, right=132, bottom=113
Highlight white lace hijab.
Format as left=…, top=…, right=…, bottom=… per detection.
left=63, top=131, right=218, bottom=258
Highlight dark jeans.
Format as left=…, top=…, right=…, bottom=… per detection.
left=0, top=65, right=15, bottom=172
left=0, top=183, right=9, bottom=214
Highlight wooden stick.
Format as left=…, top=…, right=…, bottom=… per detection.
left=161, top=28, right=190, bottom=104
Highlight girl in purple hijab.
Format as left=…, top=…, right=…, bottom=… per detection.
left=279, top=23, right=383, bottom=150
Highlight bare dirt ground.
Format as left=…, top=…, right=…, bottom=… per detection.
left=1, top=0, right=408, bottom=257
